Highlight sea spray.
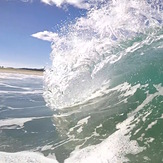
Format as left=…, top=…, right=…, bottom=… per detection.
left=32, top=0, right=163, bottom=162
left=36, top=0, right=163, bottom=109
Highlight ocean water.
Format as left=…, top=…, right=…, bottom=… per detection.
left=1, top=0, right=163, bottom=162
left=0, top=74, right=58, bottom=158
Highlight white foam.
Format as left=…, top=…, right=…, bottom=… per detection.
left=64, top=84, right=163, bottom=163
left=65, top=117, right=145, bottom=163
left=7, top=105, right=45, bottom=111
left=77, top=116, right=90, bottom=125
left=0, top=90, right=42, bottom=95
left=0, top=151, right=58, bottom=163
left=142, top=110, right=152, bottom=122
left=69, top=116, right=91, bottom=133
left=128, top=84, right=163, bottom=117
left=0, top=83, right=31, bottom=90
left=0, top=73, right=43, bottom=95
left=40, top=0, right=163, bottom=109
left=0, top=73, right=43, bottom=80
left=0, top=116, right=52, bottom=129
left=145, top=120, right=157, bottom=131
left=0, top=118, right=33, bottom=129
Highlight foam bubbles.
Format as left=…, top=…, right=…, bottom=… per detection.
left=0, top=151, right=58, bottom=163
left=65, top=116, right=145, bottom=163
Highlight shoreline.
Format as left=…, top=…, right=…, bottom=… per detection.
left=0, top=68, right=43, bottom=76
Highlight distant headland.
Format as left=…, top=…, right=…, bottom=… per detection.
left=0, top=66, right=44, bottom=76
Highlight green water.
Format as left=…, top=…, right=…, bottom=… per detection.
left=51, top=28, right=163, bottom=162
left=0, top=30, right=163, bottom=162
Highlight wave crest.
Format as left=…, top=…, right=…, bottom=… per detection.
left=42, top=0, right=163, bottom=109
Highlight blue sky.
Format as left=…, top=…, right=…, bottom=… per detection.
left=0, top=0, right=86, bottom=68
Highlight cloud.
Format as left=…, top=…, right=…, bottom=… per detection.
left=40, top=0, right=90, bottom=9
left=18, top=0, right=97, bottom=9
left=31, top=31, right=58, bottom=42
left=20, top=0, right=33, bottom=2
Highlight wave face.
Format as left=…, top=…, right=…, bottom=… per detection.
left=43, top=0, right=163, bottom=109
left=42, top=0, right=163, bottom=162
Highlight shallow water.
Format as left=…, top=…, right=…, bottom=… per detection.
left=0, top=74, right=58, bottom=155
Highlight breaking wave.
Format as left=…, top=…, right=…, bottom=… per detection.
left=43, top=0, right=163, bottom=109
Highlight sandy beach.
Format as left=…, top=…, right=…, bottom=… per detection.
left=0, top=68, right=43, bottom=76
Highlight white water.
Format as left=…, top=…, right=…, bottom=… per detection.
left=0, top=152, right=58, bottom=163
left=32, top=0, right=163, bottom=109
left=0, top=77, right=163, bottom=162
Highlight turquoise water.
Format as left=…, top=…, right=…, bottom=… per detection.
left=0, top=0, right=163, bottom=162
left=0, top=30, right=162, bottom=162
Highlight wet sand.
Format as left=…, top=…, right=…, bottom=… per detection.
left=0, top=68, right=43, bottom=76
